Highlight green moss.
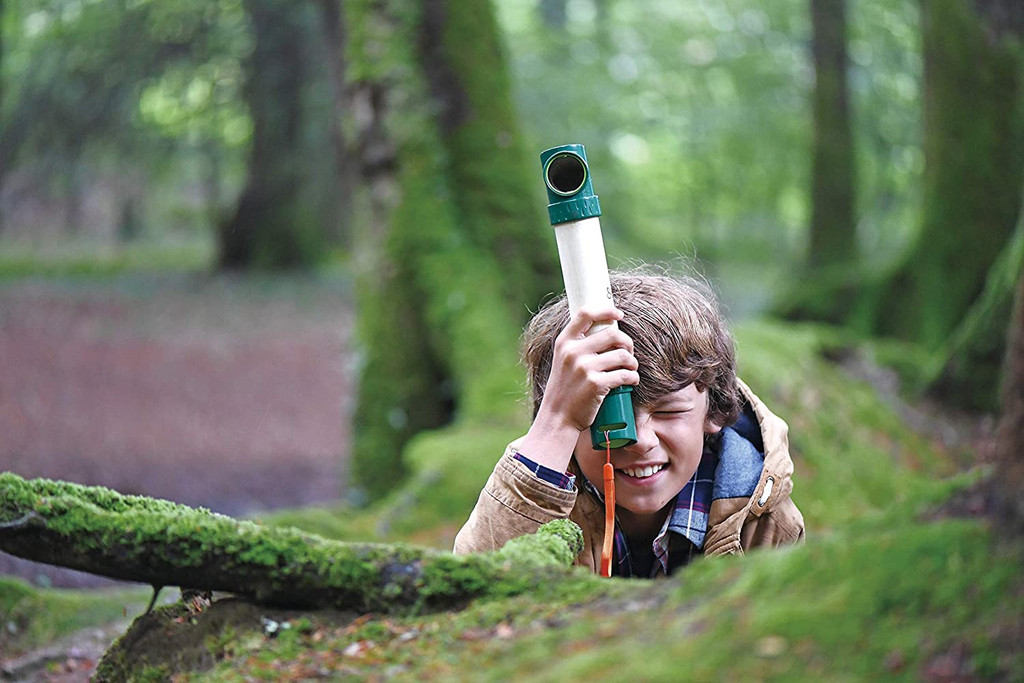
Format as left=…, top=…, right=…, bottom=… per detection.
left=733, top=320, right=956, bottom=531
left=0, top=241, right=214, bottom=280
left=1, top=472, right=584, bottom=616
left=185, top=504, right=1022, bottom=681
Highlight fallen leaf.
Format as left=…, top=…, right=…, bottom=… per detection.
left=755, top=635, right=788, bottom=658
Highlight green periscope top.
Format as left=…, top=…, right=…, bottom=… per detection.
left=540, top=144, right=602, bottom=225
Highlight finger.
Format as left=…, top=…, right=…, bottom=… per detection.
left=611, top=369, right=641, bottom=387
left=586, top=347, right=638, bottom=374
left=562, top=305, right=623, bottom=339
left=574, top=326, right=635, bottom=356
left=581, top=367, right=640, bottom=397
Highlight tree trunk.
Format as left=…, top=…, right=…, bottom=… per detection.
left=0, top=473, right=583, bottom=612
left=992, top=270, right=1024, bottom=536
left=929, top=212, right=1024, bottom=411
left=347, top=0, right=557, bottom=501
left=538, top=0, right=567, bottom=30
left=868, top=0, right=1024, bottom=350
left=218, top=0, right=324, bottom=270
left=316, top=0, right=355, bottom=250
left=808, top=0, right=856, bottom=270
left=420, top=0, right=560, bottom=313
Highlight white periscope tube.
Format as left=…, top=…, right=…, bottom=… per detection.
left=541, top=144, right=636, bottom=449
left=554, top=216, right=616, bottom=334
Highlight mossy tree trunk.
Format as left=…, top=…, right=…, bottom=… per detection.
left=928, top=212, right=1024, bottom=411
left=347, top=0, right=558, bottom=501
left=993, top=270, right=1024, bottom=536
left=0, top=473, right=585, bottom=613
left=863, top=0, right=1023, bottom=351
left=808, top=0, right=856, bottom=271
left=218, top=0, right=335, bottom=270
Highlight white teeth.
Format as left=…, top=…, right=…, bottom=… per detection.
left=622, top=464, right=664, bottom=478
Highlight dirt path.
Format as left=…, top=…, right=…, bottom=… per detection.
left=0, top=272, right=355, bottom=587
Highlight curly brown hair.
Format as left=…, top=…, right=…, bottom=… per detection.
left=522, top=270, right=741, bottom=428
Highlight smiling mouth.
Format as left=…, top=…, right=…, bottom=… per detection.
left=619, top=464, right=666, bottom=479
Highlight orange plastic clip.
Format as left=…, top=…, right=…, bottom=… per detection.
left=600, top=432, right=615, bottom=578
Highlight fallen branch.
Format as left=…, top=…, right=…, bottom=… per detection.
left=0, top=473, right=584, bottom=613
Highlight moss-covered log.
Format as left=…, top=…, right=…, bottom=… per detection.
left=0, top=473, right=583, bottom=613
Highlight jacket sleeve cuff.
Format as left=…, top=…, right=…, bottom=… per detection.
left=486, top=444, right=578, bottom=523
left=511, top=451, right=577, bottom=491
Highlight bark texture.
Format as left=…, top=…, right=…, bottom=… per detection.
left=0, top=473, right=584, bottom=612
left=929, top=214, right=1024, bottom=411
left=809, top=0, right=856, bottom=269
left=218, top=0, right=328, bottom=269
left=993, top=273, right=1024, bottom=535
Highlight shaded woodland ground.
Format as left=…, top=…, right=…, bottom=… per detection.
left=0, top=273, right=354, bottom=588
left=3, top=275, right=1019, bottom=680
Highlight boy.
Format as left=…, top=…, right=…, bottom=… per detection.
left=454, top=271, right=804, bottom=577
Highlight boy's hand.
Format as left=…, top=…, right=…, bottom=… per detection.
left=545, top=305, right=639, bottom=431
left=518, top=306, right=639, bottom=470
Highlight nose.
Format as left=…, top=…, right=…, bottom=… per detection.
left=623, top=408, right=657, bottom=455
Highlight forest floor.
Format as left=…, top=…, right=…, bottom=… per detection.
left=2, top=267, right=1019, bottom=682
left=0, top=271, right=355, bottom=588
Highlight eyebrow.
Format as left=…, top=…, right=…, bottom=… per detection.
left=651, top=398, right=695, bottom=410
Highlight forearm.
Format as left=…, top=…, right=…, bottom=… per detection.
left=515, top=408, right=584, bottom=474
left=454, top=445, right=578, bottom=555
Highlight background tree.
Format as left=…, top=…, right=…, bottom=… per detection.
left=0, top=1, right=251, bottom=242
left=864, top=0, right=1023, bottom=412
left=993, top=268, right=1024, bottom=535
left=857, top=0, right=1023, bottom=352
left=346, top=0, right=559, bottom=500
left=808, top=0, right=856, bottom=272
left=315, top=0, right=355, bottom=250
left=217, top=0, right=343, bottom=269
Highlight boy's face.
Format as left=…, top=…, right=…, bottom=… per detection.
left=574, top=383, right=721, bottom=525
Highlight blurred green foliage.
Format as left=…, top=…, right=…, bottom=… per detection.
left=1, top=0, right=252, bottom=246
left=498, top=0, right=922, bottom=292
left=2, top=0, right=925, bottom=304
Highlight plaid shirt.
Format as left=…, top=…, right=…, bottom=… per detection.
left=584, top=441, right=718, bottom=578
left=513, top=442, right=719, bottom=578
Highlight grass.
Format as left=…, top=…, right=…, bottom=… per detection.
left=177, top=514, right=1019, bottom=681
left=0, top=577, right=153, bottom=656
left=0, top=238, right=216, bottom=279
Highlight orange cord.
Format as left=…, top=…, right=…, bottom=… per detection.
left=600, top=432, right=615, bottom=578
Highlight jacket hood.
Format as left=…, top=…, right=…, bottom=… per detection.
left=734, top=377, right=796, bottom=516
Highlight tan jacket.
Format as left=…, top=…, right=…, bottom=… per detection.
left=454, top=380, right=805, bottom=571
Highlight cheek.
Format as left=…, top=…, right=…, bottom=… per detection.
left=573, top=435, right=605, bottom=483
